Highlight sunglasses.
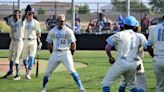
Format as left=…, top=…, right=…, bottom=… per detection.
left=59, top=20, right=65, bottom=22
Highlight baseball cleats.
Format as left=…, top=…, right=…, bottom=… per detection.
left=26, top=74, right=31, bottom=80
left=1, top=71, right=13, bottom=79
left=80, top=89, right=87, bottom=92
left=26, top=69, right=31, bottom=80
left=40, top=88, right=46, bottom=92
left=13, top=75, right=20, bottom=80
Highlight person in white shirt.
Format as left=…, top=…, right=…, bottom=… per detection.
left=2, top=9, right=23, bottom=80
left=147, top=13, right=164, bottom=92
left=119, top=20, right=147, bottom=92
left=22, top=8, right=41, bottom=80
left=102, top=16, right=147, bottom=92
left=40, top=14, right=86, bottom=92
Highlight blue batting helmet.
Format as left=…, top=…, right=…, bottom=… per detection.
left=135, top=20, right=140, bottom=27
left=124, top=16, right=137, bottom=26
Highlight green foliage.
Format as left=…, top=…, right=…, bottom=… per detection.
left=38, top=8, right=45, bottom=15
left=149, top=0, right=164, bottom=13
left=112, top=0, right=148, bottom=11
left=66, top=3, right=90, bottom=14
left=0, top=21, right=10, bottom=32
left=78, top=3, right=90, bottom=14
left=66, top=8, right=78, bottom=14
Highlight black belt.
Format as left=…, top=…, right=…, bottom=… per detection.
left=23, top=38, right=36, bottom=40
left=55, top=49, right=68, bottom=51
left=12, top=38, right=22, bottom=41
left=121, top=56, right=140, bottom=61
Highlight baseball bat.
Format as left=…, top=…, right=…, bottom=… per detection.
left=36, top=53, right=39, bottom=77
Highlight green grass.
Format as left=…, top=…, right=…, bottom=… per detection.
left=0, top=50, right=155, bottom=92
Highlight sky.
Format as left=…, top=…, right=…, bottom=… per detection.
left=0, top=0, right=150, bottom=10
left=0, top=0, right=149, bottom=3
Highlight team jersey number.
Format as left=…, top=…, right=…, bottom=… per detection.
left=60, top=39, right=66, bottom=44
left=130, top=35, right=135, bottom=49
left=158, top=28, right=164, bottom=41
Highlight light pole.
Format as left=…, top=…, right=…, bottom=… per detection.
left=127, top=0, right=130, bottom=16
left=72, top=0, right=75, bottom=32
left=18, top=0, right=21, bottom=9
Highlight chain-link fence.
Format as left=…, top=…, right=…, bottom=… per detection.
left=0, top=1, right=163, bottom=33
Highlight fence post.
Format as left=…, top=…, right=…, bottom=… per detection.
left=97, top=2, right=99, bottom=21
left=13, top=2, right=15, bottom=11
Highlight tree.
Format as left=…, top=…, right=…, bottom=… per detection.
left=66, top=3, right=90, bottom=14
left=38, top=8, right=45, bottom=15
left=78, top=3, right=90, bottom=14
left=112, top=0, right=148, bottom=12
left=66, top=7, right=79, bottom=14
left=149, top=0, right=164, bottom=13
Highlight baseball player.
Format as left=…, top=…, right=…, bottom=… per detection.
left=102, top=16, right=147, bottom=92
left=40, top=14, right=86, bottom=92
left=147, top=13, right=164, bottom=92
left=22, top=8, right=41, bottom=80
left=2, top=9, right=23, bottom=80
left=119, top=20, right=147, bottom=92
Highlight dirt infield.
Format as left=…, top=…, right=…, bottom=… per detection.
left=0, top=58, right=88, bottom=76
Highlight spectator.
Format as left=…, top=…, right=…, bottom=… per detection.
left=97, top=20, right=104, bottom=34
left=102, top=15, right=107, bottom=23
left=141, top=14, right=150, bottom=33
left=74, top=20, right=81, bottom=34
left=75, top=13, right=81, bottom=23
left=45, top=14, right=57, bottom=31
left=86, top=20, right=95, bottom=33
left=112, top=22, right=120, bottom=33
left=117, top=15, right=124, bottom=31
left=74, top=14, right=81, bottom=34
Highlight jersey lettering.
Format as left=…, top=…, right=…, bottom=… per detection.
left=157, top=28, right=164, bottom=41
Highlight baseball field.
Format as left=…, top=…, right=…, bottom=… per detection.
left=0, top=50, right=155, bottom=92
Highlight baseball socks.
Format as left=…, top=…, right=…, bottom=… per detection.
left=13, top=64, right=20, bottom=80
left=2, top=61, right=13, bottom=78
left=119, top=86, right=126, bottom=92
left=40, top=76, right=48, bottom=92
left=71, top=72, right=86, bottom=92
left=23, top=59, right=28, bottom=70
left=102, top=86, right=110, bottom=92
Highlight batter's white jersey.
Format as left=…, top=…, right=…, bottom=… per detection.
left=22, top=18, right=41, bottom=59
left=106, top=29, right=147, bottom=60
left=44, top=25, right=77, bottom=77
left=102, top=29, right=147, bottom=90
left=46, top=25, right=76, bottom=51
left=148, top=23, right=164, bottom=56
left=7, top=17, right=23, bottom=40
left=148, top=22, right=164, bottom=92
left=119, top=32, right=147, bottom=91
left=23, top=19, right=41, bottom=39
left=6, top=17, right=24, bottom=64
